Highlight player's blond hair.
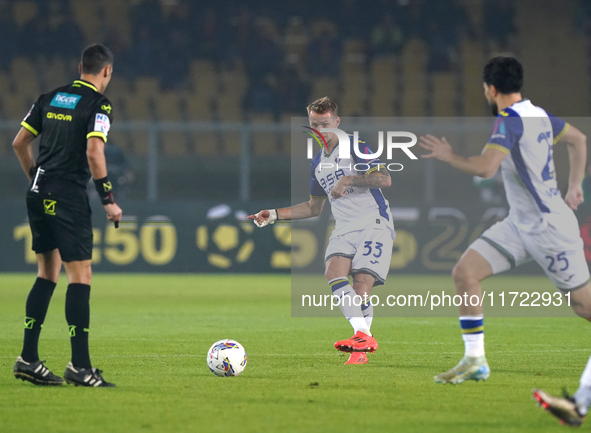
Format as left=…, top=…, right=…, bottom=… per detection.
left=306, top=96, right=338, bottom=116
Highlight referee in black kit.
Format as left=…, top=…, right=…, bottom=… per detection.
left=11, top=44, right=122, bottom=387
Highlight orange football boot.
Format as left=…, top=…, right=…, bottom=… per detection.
left=344, top=352, right=368, bottom=364
left=335, top=331, right=378, bottom=353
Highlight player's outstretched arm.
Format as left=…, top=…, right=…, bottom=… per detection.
left=557, top=125, right=587, bottom=210
left=12, top=128, right=37, bottom=180
left=248, top=198, right=326, bottom=227
left=419, top=134, right=506, bottom=178
left=87, top=137, right=122, bottom=225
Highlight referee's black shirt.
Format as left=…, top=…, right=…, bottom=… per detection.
left=21, top=79, right=113, bottom=188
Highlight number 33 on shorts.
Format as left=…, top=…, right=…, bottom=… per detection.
left=325, top=226, right=395, bottom=287
left=362, top=241, right=383, bottom=258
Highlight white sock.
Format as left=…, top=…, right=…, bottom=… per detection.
left=362, top=299, right=373, bottom=331
left=462, top=333, right=485, bottom=358
left=329, top=277, right=371, bottom=336
left=574, top=356, right=591, bottom=415
left=460, top=315, right=484, bottom=358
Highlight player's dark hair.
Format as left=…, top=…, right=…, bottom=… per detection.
left=307, top=96, right=338, bottom=116
left=81, top=44, right=114, bottom=75
left=483, top=56, right=523, bottom=94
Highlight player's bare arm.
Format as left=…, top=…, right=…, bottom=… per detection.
left=330, top=168, right=391, bottom=199
left=12, top=128, right=37, bottom=180
left=87, top=136, right=122, bottom=223
left=556, top=124, right=587, bottom=211
left=419, top=134, right=507, bottom=178
left=248, top=198, right=326, bottom=227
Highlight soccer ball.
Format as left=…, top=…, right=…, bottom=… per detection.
left=207, top=339, right=247, bottom=376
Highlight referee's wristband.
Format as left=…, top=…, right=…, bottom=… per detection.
left=93, top=176, right=115, bottom=205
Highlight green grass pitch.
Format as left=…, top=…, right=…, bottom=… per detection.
left=0, top=273, right=589, bottom=433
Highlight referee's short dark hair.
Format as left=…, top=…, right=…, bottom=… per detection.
left=483, top=56, right=523, bottom=94
left=81, top=44, right=114, bottom=75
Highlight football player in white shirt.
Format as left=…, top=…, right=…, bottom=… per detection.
left=420, top=56, right=591, bottom=426
left=249, top=97, right=395, bottom=364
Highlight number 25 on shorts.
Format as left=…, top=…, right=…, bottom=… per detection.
left=545, top=252, right=568, bottom=273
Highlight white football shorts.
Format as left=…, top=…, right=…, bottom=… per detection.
left=325, top=220, right=395, bottom=286
left=469, top=218, right=590, bottom=291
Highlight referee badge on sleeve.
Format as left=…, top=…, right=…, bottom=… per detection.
left=94, top=113, right=111, bottom=135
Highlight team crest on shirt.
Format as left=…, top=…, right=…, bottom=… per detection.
left=94, top=113, right=110, bottom=134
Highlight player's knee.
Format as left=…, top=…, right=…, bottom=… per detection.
left=37, top=269, right=59, bottom=283
left=573, top=307, right=591, bottom=319
left=353, top=282, right=372, bottom=297
left=352, top=274, right=374, bottom=296
left=64, top=260, right=92, bottom=285
left=324, top=267, right=337, bottom=281
left=572, top=303, right=591, bottom=319
left=37, top=251, right=61, bottom=283
left=567, top=285, right=591, bottom=318
left=452, top=261, right=475, bottom=286
left=37, top=265, right=58, bottom=282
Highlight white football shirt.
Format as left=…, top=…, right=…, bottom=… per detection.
left=309, top=135, right=395, bottom=238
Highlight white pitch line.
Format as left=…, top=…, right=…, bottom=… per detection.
left=1, top=348, right=589, bottom=360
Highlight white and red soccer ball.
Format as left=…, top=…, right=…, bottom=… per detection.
left=207, top=339, right=247, bottom=377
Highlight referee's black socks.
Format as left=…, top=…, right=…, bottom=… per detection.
left=66, top=283, right=92, bottom=369
left=21, top=277, right=56, bottom=362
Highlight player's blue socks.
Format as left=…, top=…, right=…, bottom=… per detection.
left=21, top=277, right=56, bottom=362
left=329, top=277, right=371, bottom=336
left=66, top=284, right=92, bottom=369
left=460, top=315, right=484, bottom=358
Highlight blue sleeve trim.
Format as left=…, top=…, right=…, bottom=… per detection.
left=488, top=114, right=523, bottom=152
left=548, top=114, right=569, bottom=144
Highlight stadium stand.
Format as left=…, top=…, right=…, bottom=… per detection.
left=0, top=0, right=589, bottom=161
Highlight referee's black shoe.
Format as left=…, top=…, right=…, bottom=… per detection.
left=13, top=356, right=64, bottom=386
left=64, top=362, right=116, bottom=387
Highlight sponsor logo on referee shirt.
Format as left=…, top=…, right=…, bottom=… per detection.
left=50, top=93, right=81, bottom=109
left=47, top=112, right=72, bottom=121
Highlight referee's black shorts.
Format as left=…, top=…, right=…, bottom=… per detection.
left=26, top=180, right=93, bottom=262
